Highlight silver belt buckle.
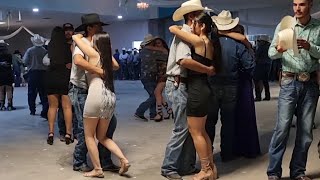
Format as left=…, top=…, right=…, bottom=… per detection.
left=298, top=72, right=310, bottom=82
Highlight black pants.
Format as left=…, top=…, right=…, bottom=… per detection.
left=206, top=84, right=238, bottom=160
left=27, top=70, right=48, bottom=114
left=254, top=80, right=270, bottom=99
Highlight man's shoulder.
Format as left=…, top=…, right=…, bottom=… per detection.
left=311, top=18, right=320, bottom=27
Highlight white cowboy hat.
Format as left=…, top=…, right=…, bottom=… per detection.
left=172, top=0, right=205, bottom=22
left=212, top=10, right=239, bottom=31
left=277, top=16, right=299, bottom=56
left=140, top=34, right=157, bottom=47
left=31, top=34, right=45, bottom=46
left=0, top=40, right=9, bottom=46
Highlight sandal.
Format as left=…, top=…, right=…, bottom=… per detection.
left=83, top=169, right=104, bottom=178
left=65, top=133, right=74, bottom=145
left=119, top=158, right=130, bottom=175
left=47, top=132, right=54, bottom=145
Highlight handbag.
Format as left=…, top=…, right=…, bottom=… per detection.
left=42, top=53, right=50, bottom=66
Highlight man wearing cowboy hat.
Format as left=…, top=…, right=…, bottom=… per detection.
left=23, top=34, right=49, bottom=118
left=267, top=0, right=320, bottom=180
left=207, top=10, right=255, bottom=162
left=161, top=0, right=207, bottom=179
left=70, top=13, right=120, bottom=173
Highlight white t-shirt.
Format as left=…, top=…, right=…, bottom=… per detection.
left=70, top=37, right=92, bottom=89
left=166, top=24, right=192, bottom=77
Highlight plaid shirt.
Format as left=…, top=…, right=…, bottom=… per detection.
left=269, top=17, right=320, bottom=73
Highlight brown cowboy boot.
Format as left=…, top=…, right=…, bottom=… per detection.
left=192, top=158, right=215, bottom=180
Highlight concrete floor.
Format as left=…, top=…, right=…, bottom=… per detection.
left=0, top=81, right=319, bottom=180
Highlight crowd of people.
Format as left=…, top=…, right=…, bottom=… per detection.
left=1, top=0, right=320, bottom=179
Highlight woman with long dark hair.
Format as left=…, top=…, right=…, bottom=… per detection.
left=149, top=37, right=174, bottom=122
left=169, top=12, right=217, bottom=180
left=72, top=33, right=129, bottom=178
left=46, top=26, right=73, bottom=145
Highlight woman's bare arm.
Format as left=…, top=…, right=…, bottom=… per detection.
left=179, top=58, right=215, bottom=76
left=72, top=34, right=99, bottom=59
left=112, top=56, right=119, bottom=71
left=219, top=31, right=252, bottom=49
left=169, top=25, right=202, bottom=47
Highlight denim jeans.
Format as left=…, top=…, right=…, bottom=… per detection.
left=27, top=70, right=48, bottom=114
left=161, top=80, right=196, bottom=176
left=135, top=78, right=157, bottom=118
left=69, top=85, right=117, bottom=168
left=267, top=78, right=319, bottom=179
left=206, top=84, right=238, bottom=159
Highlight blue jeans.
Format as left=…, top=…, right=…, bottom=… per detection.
left=161, top=79, right=196, bottom=176
left=135, top=78, right=157, bottom=118
left=206, top=84, right=238, bottom=159
left=69, top=85, right=117, bottom=168
left=267, top=78, right=319, bottom=179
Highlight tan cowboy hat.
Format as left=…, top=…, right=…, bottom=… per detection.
left=277, top=16, right=299, bottom=56
left=140, top=34, right=157, bottom=47
left=31, top=34, right=45, bottom=46
left=172, top=0, right=205, bottom=22
left=212, top=10, right=239, bottom=31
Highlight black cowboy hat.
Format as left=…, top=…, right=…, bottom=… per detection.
left=75, top=13, right=109, bottom=32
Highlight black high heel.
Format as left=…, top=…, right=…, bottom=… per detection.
left=163, top=102, right=174, bottom=119
left=47, top=132, right=54, bottom=145
left=65, top=134, right=74, bottom=145
left=154, top=105, right=163, bottom=122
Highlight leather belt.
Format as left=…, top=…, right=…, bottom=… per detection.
left=282, top=71, right=317, bottom=82
left=167, top=75, right=188, bottom=88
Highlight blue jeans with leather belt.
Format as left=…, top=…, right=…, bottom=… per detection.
left=267, top=77, right=319, bottom=179
left=161, top=79, right=197, bottom=176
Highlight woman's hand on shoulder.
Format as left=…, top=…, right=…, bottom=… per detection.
left=169, top=25, right=182, bottom=33
left=72, top=33, right=83, bottom=40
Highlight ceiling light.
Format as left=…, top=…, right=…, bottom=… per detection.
left=117, top=15, right=123, bottom=19
left=33, top=8, right=39, bottom=12
left=137, top=2, right=149, bottom=10
left=0, top=22, right=6, bottom=25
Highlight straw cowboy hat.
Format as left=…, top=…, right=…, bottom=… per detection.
left=31, top=34, right=45, bottom=46
left=140, top=34, right=157, bottom=47
left=212, top=10, right=239, bottom=31
left=75, top=13, right=109, bottom=32
left=172, top=0, right=205, bottom=22
left=277, top=16, right=299, bottom=56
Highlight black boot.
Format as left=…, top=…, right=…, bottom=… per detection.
left=7, top=103, right=16, bottom=111
left=0, top=102, right=5, bottom=111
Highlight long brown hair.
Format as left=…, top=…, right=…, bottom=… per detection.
left=92, top=33, right=114, bottom=92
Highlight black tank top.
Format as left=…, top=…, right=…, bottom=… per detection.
left=188, top=39, right=212, bottom=76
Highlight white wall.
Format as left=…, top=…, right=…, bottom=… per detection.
left=238, top=6, right=293, bottom=37
left=0, top=27, right=52, bottom=54
left=0, top=20, right=149, bottom=54
left=105, top=20, right=149, bottom=51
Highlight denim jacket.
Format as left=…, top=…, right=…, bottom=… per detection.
left=209, top=36, right=255, bottom=85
